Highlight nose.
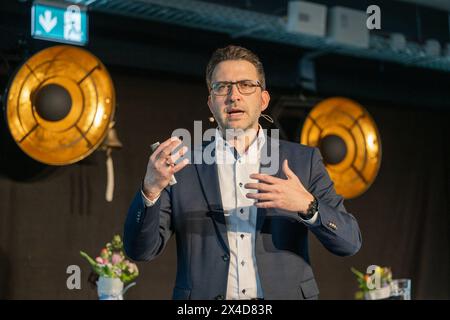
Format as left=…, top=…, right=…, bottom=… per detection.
left=227, top=83, right=241, bottom=102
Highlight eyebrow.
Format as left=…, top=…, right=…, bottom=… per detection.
left=212, top=79, right=254, bottom=83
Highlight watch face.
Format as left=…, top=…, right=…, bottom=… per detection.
left=299, top=197, right=318, bottom=220
left=308, top=199, right=318, bottom=216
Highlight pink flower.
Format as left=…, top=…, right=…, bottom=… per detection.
left=81, top=235, right=139, bottom=283
left=111, top=253, right=123, bottom=265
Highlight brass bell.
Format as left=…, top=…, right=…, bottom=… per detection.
left=101, top=122, right=122, bottom=150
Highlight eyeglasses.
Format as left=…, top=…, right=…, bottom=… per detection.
left=210, top=80, right=262, bottom=96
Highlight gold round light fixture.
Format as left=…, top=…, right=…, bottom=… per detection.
left=301, top=97, right=381, bottom=199
left=5, top=45, right=115, bottom=165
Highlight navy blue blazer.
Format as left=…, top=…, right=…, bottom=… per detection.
left=124, top=137, right=362, bottom=300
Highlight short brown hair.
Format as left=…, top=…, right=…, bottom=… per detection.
left=206, top=45, right=266, bottom=90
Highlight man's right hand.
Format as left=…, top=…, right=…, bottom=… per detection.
left=142, top=137, right=189, bottom=200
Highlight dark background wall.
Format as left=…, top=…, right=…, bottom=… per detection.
left=0, top=0, right=449, bottom=299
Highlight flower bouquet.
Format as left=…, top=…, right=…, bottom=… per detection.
left=351, top=265, right=392, bottom=300
left=80, top=234, right=138, bottom=299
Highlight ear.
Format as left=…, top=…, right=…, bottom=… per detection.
left=260, top=90, right=270, bottom=112
left=207, top=95, right=213, bottom=113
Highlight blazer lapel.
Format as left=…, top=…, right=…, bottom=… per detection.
left=194, top=135, right=285, bottom=252
left=195, top=161, right=224, bottom=213
left=194, top=141, right=229, bottom=254
left=256, top=136, right=284, bottom=231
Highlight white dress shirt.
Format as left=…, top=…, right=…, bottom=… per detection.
left=141, top=127, right=318, bottom=299
left=215, top=127, right=265, bottom=299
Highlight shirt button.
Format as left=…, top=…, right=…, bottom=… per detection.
left=222, top=254, right=229, bottom=261
left=240, top=208, right=244, bottom=214
left=239, top=182, right=243, bottom=187
left=240, top=234, right=244, bottom=239
left=242, top=289, right=246, bottom=294
left=241, top=260, right=245, bottom=266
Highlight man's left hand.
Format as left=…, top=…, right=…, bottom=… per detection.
left=245, top=159, right=314, bottom=215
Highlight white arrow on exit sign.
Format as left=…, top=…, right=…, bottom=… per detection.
left=39, top=10, right=57, bottom=33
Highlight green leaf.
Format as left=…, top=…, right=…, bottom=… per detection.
left=355, top=291, right=364, bottom=300
left=121, top=273, right=138, bottom=283
left=80, top=251, right=103, bottom=275
left=350, top=267, right=365, bottom=279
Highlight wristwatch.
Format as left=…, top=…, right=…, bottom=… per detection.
left=300, top=196, right=318, bottom=220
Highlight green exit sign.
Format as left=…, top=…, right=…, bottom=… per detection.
left=31, top=0, right=88, bottom=45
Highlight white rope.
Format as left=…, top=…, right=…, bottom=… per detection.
left=105, top=149, right=114, bottom=202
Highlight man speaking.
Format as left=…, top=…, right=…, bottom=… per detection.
left=124, top=45, right=362, bottom=300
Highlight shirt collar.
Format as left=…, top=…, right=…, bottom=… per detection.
left=215, top=124, right=266, bottom=157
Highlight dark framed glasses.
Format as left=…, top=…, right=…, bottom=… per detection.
left=210, top=80, right=262, bottom=96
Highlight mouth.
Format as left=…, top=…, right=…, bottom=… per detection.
left=226, top=108, right=245, bottom=119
